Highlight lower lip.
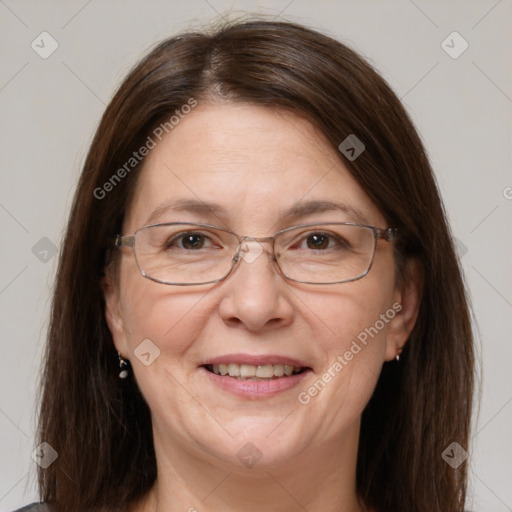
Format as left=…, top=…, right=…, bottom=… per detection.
left=199, top=366, right=311, bottom=399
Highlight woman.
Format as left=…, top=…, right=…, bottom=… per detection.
left=18, top=19, right=474, bottom=512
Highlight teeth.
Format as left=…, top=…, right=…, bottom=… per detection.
left=240, top=364, right=256, bottom=378
left=228, top=363, right=240, bottom=377
left=255, top=365, right=274, bottom=378
left=208, top=363, right=304, bottom=379
left=274, top=364, right=285, bottom=377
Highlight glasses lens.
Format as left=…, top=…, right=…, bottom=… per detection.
left=131, top=223, right=376, bottom=285
left=275, top=224, right=375, bottom=284
left=133, top=224, right=237, bottom=284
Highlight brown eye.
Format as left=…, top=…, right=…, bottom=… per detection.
left=180, top=234, right=205, bottom=250
left=306, top=233, right=330, bottom=250
left=166, top=232, right=210, bottom=250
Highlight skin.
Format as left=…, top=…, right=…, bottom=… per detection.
left=103, top=104, right=421, bottom=512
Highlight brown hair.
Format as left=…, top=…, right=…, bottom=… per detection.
left=37, top=19, right=474, bottom=512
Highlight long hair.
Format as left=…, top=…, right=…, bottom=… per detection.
left=37, top=19, right=474, bottom=512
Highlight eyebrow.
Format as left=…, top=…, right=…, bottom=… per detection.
left=144, top=198, right=370, bottom=227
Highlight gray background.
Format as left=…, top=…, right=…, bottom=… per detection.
left=1, top=0, right=511, bottom=510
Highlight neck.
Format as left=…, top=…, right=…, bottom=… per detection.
left=133, top=418, right=368, bottom=512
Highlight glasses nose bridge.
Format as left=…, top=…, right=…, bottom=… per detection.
left=236, top=234, right=276, bottom=253
left=239, top=234, right=275, bottom=243
left=232, top=234, right=279, bottom=268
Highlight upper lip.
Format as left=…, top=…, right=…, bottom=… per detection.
left=201, top=353, right=311, bottom=368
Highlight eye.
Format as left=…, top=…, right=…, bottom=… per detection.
left=296, top=231, right=348, bottom=251
left=166, top=232, right=213, bottom=250
left=305, top=233, right=331, bottom=250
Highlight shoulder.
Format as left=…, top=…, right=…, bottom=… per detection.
left=11, top=504, right=54, bottom=512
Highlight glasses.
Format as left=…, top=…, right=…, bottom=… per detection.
left=114, top=222, right=397, bottom=286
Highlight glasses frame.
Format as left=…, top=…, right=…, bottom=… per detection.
left=114, top=221, right=398, bottom=286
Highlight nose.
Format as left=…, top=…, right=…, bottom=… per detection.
left=218, top=239, right=294, bottom=332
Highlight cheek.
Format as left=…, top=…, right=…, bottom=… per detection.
left=119, top=264, right=210, bottom=360
left=304, top=268, right=395, bottom=361
left=118, top=275, right=217, bottom=432
left=295, top=263, right=396, bottom=425
left=313, top=287, right=391, bottom=391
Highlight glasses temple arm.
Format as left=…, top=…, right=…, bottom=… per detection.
left=114, top=235, right=135, bottom=248
left=375, top=228, right=398, bottom=242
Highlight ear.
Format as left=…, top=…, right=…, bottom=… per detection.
left=384, top=259, right=423, bottom=361
left=101, top=272, right=130, bottom=357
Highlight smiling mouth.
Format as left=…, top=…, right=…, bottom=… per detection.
left=203, top=363, right=307, bottom=381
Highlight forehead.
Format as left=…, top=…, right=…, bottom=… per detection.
left=124, top=104, right=385, bottom=233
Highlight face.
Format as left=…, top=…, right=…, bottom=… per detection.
left=104, top=103, right=417, bottom=474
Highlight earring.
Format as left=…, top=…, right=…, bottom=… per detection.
left=395, top=346, right=403, bottom=362
left=118, top=352, right=129, bottom=379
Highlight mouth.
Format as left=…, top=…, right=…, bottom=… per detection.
left=203, top=363, right=307, bottom=381
left=199, top=354, right=312, bottom=398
